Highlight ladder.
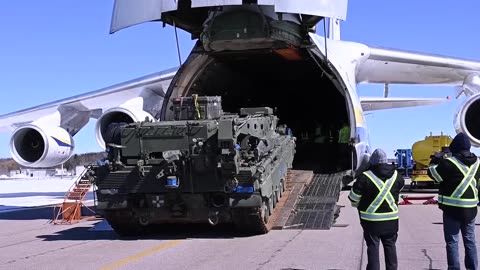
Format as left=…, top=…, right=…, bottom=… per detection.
left=53, top=165, right=96, bottom=224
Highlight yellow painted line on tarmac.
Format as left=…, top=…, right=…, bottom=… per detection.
left=99, top=240, right=182, bottom=270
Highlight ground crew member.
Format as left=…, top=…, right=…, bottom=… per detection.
left=337, top=122, right=351, bottom=170
left=428, top=132, right=480, bottom=270
left=348, top=148, right=405, bottom=270
left=338, top=122, right=350, bottom=144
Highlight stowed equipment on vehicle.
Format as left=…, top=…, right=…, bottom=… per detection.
left=90, top=95, right=296, bottom=235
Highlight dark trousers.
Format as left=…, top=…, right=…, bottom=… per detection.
left=364, top=231, right=398, bottom=270
left=443, top=213, right=477, bottom=270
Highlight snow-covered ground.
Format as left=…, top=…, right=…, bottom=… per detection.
left=0, top=177, right=94, bottom=212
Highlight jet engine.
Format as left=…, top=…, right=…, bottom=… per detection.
left=10, top=125, right=74, bottom=168
left=454, top=93, right=480, bottom=146
left=95, top=106, right=154, bottom=149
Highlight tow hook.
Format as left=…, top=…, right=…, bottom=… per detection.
left=138, top=215, right=150, bottom=226
left=208, top=210, right=219, bottom=226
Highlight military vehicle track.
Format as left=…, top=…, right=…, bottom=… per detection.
left=102, top=170, right=344, bottom=235
left=103, top=210, right=151, bottom=237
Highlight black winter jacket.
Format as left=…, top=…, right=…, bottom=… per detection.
left=427, top=150, right=480, bottom=223
left=349, top=163, right=405, bottom=235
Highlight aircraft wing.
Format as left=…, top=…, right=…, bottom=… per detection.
left=355, top=46, right=480, bottom=146
left=360, top=97, right=448, bottom=111
left=357, top=46, right=480, bottom=86
left=0, top=67, right=177, bottom=168
left=0, top=68, right=177, bottom=133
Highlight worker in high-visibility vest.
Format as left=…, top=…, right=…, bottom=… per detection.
left=338, top=123, right=350, bottom=144
left=348, top=148, right=405, bottom=270
left=428, top=132, right=480, bottom=270
left=336, top=122, right=351, bottom=170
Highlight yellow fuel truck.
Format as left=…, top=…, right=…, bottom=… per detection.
left=410, top=133, right=452, bottom=189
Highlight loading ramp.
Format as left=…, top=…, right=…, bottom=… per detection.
left=270, top=170, right=347, bottom=230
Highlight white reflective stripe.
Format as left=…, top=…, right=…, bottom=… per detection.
left=449, top=159, right=479, bottom=198
left=469, top=181, right=479, bottom=199
left=384, top=172, right=399, bottom=212
left=438, top=195, right=478, bottom=208
left=348, top=190, right=361, bottom=202
left=363, top=171, right=398, bottom=213
left=359, top=210, right=399, bottom=221
left=386, top=193, right=399, bottom=212
left=363, top=171, right=381, bottom=190
left=364, top=171, right=397, bottom=213
left=448, top=157, right=468, bottom=175
left=452, top=165, right=478, bottom=198
left=429, top=165, right=443, bottom=183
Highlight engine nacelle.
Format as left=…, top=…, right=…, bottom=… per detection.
left=95, top=107, right=154, bottom=149
left=10, top=125, right=74, bottom=168
left=454, top=93, right=480, bottom=147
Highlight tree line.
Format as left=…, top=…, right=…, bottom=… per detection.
left=0, top=152, right=106, bottom=174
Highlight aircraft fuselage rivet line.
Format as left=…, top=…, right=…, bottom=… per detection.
left=98, top=240, right=182, bottom=270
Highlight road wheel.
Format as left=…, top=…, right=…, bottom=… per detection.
left=269, top=194, right=274, bottom=213
left=261, top=199, right=270, bottom=224
left=275, top=186, right=281, bottom=203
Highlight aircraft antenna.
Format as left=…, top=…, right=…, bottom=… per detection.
left=173, top=20, right=182, bottom=66
left=323, top=19, right=328, bottom=60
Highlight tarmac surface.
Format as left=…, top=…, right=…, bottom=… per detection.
left=1, top=181, right=479, bottom=270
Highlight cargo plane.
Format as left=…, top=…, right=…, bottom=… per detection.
left=0, top=1, right=479, bottom=180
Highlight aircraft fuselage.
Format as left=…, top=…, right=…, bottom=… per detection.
left=155, top=5, right=371, bottom=176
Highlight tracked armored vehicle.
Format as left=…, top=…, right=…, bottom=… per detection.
left=92, top=95, right=295, bottom=235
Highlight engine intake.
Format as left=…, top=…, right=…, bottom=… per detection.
left=454, top=93, right=480, bottom=146
left=95, top=107, right=154, bottom=149
left=10, top=125, right=74, bottom=167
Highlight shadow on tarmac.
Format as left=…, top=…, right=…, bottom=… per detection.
left=36, top=219, right=275, bottom=241
left=0, top=204, right=96, bottom=220
left=0, top=205, right=61, bottom=220
left=18, top=204, right=279, bottom=241
left=0, top=192, right=66, bottom=199
left=0, top=192, right=95, bottom=216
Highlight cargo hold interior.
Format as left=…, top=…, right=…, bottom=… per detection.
left=162, top=47, right=350, bottom=173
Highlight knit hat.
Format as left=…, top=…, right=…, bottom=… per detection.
left=449, top=132, right=471, bottom=154
left=369, top=148, right=388, bottom=166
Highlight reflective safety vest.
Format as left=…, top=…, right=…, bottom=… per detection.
left=359, top=170, right=399, bottom=222
left=338, top=125, right=350, bottom=144
left=431, top=157, right=480, bottom=208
